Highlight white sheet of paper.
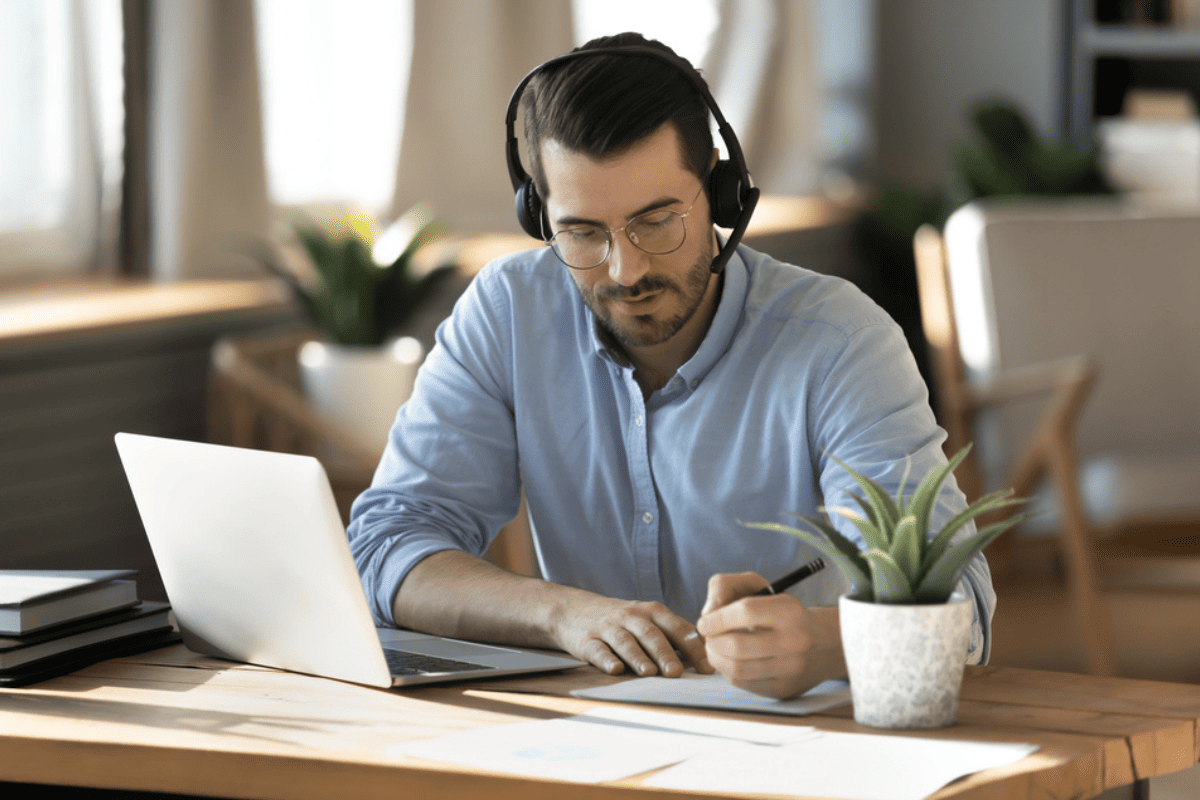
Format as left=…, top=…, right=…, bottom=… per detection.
left=580, top=706, right=821, bottom=746
left=645, top=731, right=1039, bottom=800
left=572, top=672, right=852, bottom=716
left=387, top=706, right=823, bottom=784
left=387, top=715, right=722, bottom=783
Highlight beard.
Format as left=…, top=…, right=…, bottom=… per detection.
left=575, top=240, right=715, bottom=350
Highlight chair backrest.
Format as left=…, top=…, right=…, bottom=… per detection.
left=940, top=199, right=1200, bottom=487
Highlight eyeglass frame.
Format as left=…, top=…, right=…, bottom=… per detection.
left=544, top=183, right=707, bottom=270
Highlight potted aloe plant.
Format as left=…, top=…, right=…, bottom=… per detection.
left=255, top=205, right=455, bottom=455
left=746, top=444, right=1026, bottom=729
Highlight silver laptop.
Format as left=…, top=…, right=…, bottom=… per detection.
left=114, top=432, right=582, bottom=688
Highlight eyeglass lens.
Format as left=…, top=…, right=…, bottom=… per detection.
left=550, top=209, right=687, bottom=270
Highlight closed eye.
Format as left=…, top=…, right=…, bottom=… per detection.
left=562, top=226, right=607, bottom=244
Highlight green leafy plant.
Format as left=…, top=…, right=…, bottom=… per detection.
left=744, top=445, right=1027, bottom=604
left=254, top=205, right=455, bottom=347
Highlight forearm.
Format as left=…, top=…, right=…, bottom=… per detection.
left=393, top=549, right=579, bottom=650
left=394, top=549, right=712, bottom=676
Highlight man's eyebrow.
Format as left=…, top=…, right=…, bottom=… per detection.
left=554, top=195, right=684, bottom=228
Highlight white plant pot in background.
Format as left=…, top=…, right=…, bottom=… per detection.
left=839, top=591, right=973, bottom=729
left=298, top=337, right=424, bottom=457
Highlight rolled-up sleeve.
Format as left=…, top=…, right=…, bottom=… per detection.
left=346, top=268, right=522, bottom=626
left=805, top=311, right=998, bottom=664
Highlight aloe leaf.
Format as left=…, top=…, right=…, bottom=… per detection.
left=914, top=514, right=1030, bottom=602
left=890, top=514, right=922, bottom=583
left=783, top=514, right=872, bottom=578
left=906, top=445, right=973, bottom=554
left=845, top=490, right=882, bottom=533
left=863, top=549, right=914, bottom=603
left=828, top=453, right=900, bottom=542
left=830, top=453, right=897, bottom=546
left=922, top=489, right=1026, bottom=572
left=823, top=505, right=889, bottom=553
left=742, top=520, right=870, bottom=591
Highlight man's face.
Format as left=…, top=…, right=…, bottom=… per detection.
left=539, top=123, right=716, bottom=351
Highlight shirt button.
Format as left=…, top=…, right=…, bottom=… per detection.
left=642, top=511, right=654, bottom=524
left=635, top=415, right=644, bottom=427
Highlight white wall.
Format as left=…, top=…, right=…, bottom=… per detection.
left=874, top=0, right=1063, bottom=189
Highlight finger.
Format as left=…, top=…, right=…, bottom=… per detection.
left=622, top=617, right=687, bottom=677
left=641, top=608, right=712, bottom=674
left=577, top=637, right=627, bottom=675
left=701, top=572, right=770, bottom=616
left=603, top=626, right=660, bottom=677
left=697, top=595, right=777, bottom=638
left=675, top=629, right=714, bottom=674
left=706, top=625, right=810, bottom=662
left=706, top=641, right=813, bottom=700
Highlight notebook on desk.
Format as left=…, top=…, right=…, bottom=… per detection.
left=114, top=432, right=583, bottom=688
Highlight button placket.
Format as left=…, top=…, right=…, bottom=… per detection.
left=621, top=369, right=663, bottom=602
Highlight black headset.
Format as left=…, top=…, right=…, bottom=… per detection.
left=504, top=46, right=759, bottom=275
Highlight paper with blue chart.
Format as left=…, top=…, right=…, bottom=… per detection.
left=388, top=702, right=1036, bottom=798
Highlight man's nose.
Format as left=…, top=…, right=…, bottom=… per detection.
left=606, top=233, right=650, bottom=287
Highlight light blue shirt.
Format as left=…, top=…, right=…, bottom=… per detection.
left=348, top=244, right=995, bottom=663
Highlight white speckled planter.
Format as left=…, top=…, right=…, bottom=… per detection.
left=839, top=591, right=972, bottom=729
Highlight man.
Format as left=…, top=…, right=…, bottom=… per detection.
left=347, top=33, right=994, bottom=700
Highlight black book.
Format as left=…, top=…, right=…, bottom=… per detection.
left=0, top=601, right=173, bottom=671
left=0, top=627, right=180, bottom=687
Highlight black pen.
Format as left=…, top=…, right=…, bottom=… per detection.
left=754, top=557, right=827, bottom=596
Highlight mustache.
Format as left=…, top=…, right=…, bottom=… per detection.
left=595, top=276, right=676, bottom=301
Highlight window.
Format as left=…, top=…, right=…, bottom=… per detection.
left=0, top=0, right=123, bottom=279
left=571, top=0, right=719, bottom=67
left=255, top=0, right=413, bottom=215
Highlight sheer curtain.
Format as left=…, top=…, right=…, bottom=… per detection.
left=0, top=0, right=123, bottom=282
left=704, top=0, right=874, bottom=199
left=388, top=0, right=574, bottom=235
left=150, top=0, right=270, bottom=281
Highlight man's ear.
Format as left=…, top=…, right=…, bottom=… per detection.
left=709, top=148, right=719, bottom=173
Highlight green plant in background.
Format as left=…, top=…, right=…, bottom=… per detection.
left=255, top=204, right=455, bottom=347
left=867, top=100, right=1116, bottom=245
left=855, top=99, right=1118, bottom=414
left=744, top=445, right=1027, bottom=604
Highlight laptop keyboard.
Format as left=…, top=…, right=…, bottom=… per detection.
left=383, top=648, right=496, bottom=676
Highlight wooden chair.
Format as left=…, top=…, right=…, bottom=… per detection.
left=915, top=199, right=1200, bottom=678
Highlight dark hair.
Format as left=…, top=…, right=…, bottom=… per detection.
left=520, top=32, right=714, bottom=202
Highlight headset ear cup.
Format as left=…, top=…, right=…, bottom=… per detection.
left=706, top=160, right=745, bottom=229
left=515, top=179, right=547, bottom=240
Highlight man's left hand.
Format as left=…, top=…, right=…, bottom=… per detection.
left=696, top=572, right=846, bottom=700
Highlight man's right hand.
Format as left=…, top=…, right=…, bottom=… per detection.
left=394, top=549, right=712, bottom=678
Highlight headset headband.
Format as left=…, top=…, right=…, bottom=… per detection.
left=504, top=46, right=758, bottom=275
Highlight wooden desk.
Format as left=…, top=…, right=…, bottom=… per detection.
left=1, top=645, right=1198, bottom=800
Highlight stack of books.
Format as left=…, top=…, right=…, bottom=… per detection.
left=0, top=569, right=178, bottom=686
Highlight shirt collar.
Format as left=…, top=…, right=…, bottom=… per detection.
left=676, top=244, right=748, bottom=389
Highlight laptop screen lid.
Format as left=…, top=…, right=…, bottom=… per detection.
left=115, top=433, right=395, bottom=687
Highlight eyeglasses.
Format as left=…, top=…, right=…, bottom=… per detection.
left=545, top=185, right=705, bottom=270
